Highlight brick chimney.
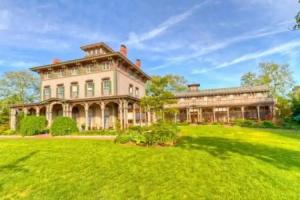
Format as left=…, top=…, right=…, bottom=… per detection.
left=135, top=59, right=141, bottom=68
left=52, top=58, right=61, bottom=64
left=120, top=44, right=127, bottom=57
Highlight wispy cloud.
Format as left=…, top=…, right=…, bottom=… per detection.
left=192, top=40, right=300, bottom=74
left=125, top=1, right=209, bottom=47
left=0, top=59, right=39, bottom=69
left=150, top=22, right=290, bottom=71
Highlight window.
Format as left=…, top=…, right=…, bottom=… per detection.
left=44, top=71, right=50, bottom=79
left=70, top=83, right=79, bottom=98
left=102, top=79, right=111, bottom=96
left=102, top=62, right=111, bottom=71
left=43, top=86, right=51, bottom=100
left=86, top=64, right=93, bottom=73
left=71, top=67, right=79, bottom=75
left=129, top=84, right=134, bottom=95
left=86, top=81, right=94, bottom=97
left=56, top=84, right=64, bottom=99
left=135, top=87, right=139, bottom=97
left=56, top=69, right=64, bottom=78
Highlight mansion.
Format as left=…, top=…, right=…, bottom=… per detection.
left=10, top=42, right=275, bottom=130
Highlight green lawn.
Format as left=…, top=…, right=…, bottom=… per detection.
left=0, top=126, right=300, bottom=199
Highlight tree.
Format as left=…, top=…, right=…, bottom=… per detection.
left=0, top=70, right=40, bottom=103
left=241, top=72, right=259, bottom=86
left=0, top=70, right=40, bottom=126
left=240, top=63, right=295, bottom=97
left=294, top=1, right=300, bottom=30
left=141, top=75, right=187, bottom=120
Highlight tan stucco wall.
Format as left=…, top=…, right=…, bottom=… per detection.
left=116, top=70, right=146, bottom=97
left=41, top=71, right=115, bottom=100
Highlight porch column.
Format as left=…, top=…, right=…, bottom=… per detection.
left=101, top=102, right=105, bottom=129
left=47, top=105, right=52, bottom=127
left=10, top=108, right=16, bottom=130
left=23, top=108, right=28, bottom=116
left=186, top=108, right=189, bottom=123
left=123, top=100, right=128, bottom=128
left=147, top=107, right=151, bottom=126
left=36, top=107, right=40, bottom=116
left=227, top=107, right=230, bottom=123
left=271, top=105, right=276, bottom=122
left=118, top=100, right=123, bottom=129
left=174, top=112, right=177, bottom=123
left=257, top=106, right=261, bottom=121
left=133, top=103, right=136, bottom=126
left=241, top=106, right=245, bottom=120
left=213, top=107, right=216, bottom=122
left=84, top=103, right=89, bottom=131
left=139, top=107, right=142, bottom=126
left=199, top=108, right=203, bottom=123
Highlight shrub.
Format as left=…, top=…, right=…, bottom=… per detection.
left=74, top=129, right=118, bottom=135
left=115, top=134, right=131, bottom=144
left=50, top=117, right=78, bottom=136
left=234, top=119, right=257, bottom=128
left=19, top=116, right=47, bottom=136
left=259, top=120, right=277, bottom=129
left=130, top=133, right=146, bottom=145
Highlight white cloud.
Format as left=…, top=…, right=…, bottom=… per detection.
left=125, top=1, right=209, bottom=47
left=192, top=40, right=300, bottom=74
left=0, top=59, right=39, bottom=69
left=0, top=10, right=11, bottom=30
left=150, top=22, right=290, bottom=71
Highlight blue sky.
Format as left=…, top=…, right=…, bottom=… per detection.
left=0, top=0, right=299, bottom=89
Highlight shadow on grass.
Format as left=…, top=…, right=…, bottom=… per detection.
left=263, top=128, right=300, bottom=141
left=0, top=151, right=38, bottom=173
left=177, top=136, right=300, bottom=170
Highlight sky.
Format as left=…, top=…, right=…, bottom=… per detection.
left=0, top=0, right=299, bottom=89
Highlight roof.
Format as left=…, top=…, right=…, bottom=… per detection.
left=174, top=85, right=270, bottom=97
left=80, top=42, right=114, bottom=53
left=30, top=42, right=151, bottom=80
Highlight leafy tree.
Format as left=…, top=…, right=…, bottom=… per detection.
left=291, top=93, right=300, bottom=123
left=0, top=70, right=40, bottom=126
left=241, top=72, right=259, bottom=86
left=294, top=1, right=300, bottom=30
left=141, top=75, right=187, bottom=120
left=0, top=70, right=40, bottom=103
left=240, top=63, right=294, bottom=97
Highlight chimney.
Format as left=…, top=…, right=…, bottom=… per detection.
left=52, top=58, right=61, bottom=64
left=120, top=44, right=127, bottom=57
left=188, top=84, right=200, bottom=92
left=135, top=59, right=141, bottom=68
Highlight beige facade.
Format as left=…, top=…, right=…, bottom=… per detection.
left=167, top=84, right=275, bottom=123
left=10, top=42, right=152, bottom=130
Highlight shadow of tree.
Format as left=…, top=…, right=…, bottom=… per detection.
left=0, top=151, right=38, bottom=173
left=177, top=136, right=300, bottom=170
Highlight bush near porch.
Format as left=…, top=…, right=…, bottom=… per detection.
left=50, top=117, right=78, bottom=136
left=18, top=116, right=47, bottom=136
left=115, top=121, right=179, bottom=146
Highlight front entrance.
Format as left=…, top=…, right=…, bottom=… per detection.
left=190, top=112, right=198, bottom=123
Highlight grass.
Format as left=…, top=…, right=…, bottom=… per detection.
left=0, top=125, right=300, bottom=199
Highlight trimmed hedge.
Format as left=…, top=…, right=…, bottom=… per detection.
left=50, top=117, right=78, bottom=136
left=19, top=116, right=47, bottom=136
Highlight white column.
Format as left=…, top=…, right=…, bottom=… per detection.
left=123, top=100, right=128, bottom=129
left=227, top=107, right=230, bottom=123
left=118, top=101, right=123, bottom=129
left=133, top=103, right=136, bottom=126
left=241, top=106, right=245, bottom=120
left=85, top=103, right=89, bottom=131
left=257, top=106, right=261, bottom=121
left=139, top=107, right=142, bottom=126
left=36, top=107, right=40, bottom=116
left=10, top=108, right=16, bottom=130
left=213, top=108, right=216, bottom=122
left=101, top=102, right=105, bottom=129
